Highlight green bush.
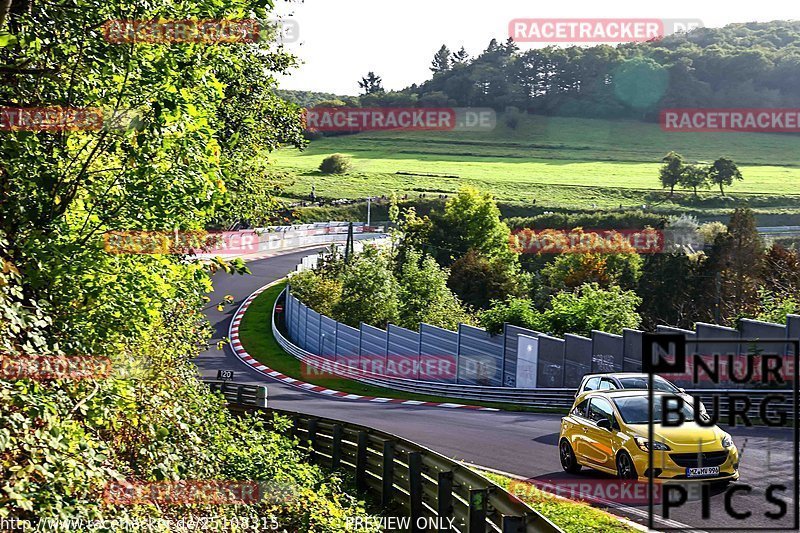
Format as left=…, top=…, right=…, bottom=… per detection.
left=479, top=297, right=542, bottom=335
left=319, top=154, right=352, bottom=174
left=479, top=283, right=642, bottom=337
left=288, top=270, right=342, bottom=316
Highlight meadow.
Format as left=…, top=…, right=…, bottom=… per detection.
left=270, top=114, right=800, bottom=219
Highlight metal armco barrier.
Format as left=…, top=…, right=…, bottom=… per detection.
left=205, top=380, right=268, bottom=408
left=273, top=301, right=797, bottom=420
left=203, top=380, right=562, bottom=533
left=273, top=282, right=800, bottom=421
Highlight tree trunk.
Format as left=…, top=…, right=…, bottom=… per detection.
left=719, top=182, right=725, bottom=196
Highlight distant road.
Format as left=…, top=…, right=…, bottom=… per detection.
left=196, top=248, right=796, bottom=532
left=758, top=225, right=800, bottom=237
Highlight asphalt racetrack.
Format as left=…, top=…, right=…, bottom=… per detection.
left=196, top=249, right=798, bottom=532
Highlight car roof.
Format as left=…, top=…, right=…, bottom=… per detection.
left=582, top=373, right=652, bottom=379
left=575, top=389, right=673, bottom=401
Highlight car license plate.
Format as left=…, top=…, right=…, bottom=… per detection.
left=686, top=466, right=719, bottom=477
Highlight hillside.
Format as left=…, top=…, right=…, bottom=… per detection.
left=271, top=114, right=800, bottom=220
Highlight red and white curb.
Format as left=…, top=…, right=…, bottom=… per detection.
left=227, top=281, right=498, bottom=411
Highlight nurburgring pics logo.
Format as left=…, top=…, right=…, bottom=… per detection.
left=643, top=334, right=798, bottom=531
left=102, top=19, right=299, bottom=44
left=303, top=107, right=496, bottom=132
left=661, top=108, right=800, bottom=132
left=509, top=19, right=703, bottom=43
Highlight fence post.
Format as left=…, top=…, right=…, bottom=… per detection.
left=437, top=471, right=454, bottom=533
left=501, top=516, right=524, bottom=533
left=236, top=384, right=243, bottom=405
left=356, top=431, right=368, bottom=491
left=381, top=441, right=395, bottom=507
left=335, top=321, right=339, bottom=363
left=331, top=424, right=343, bottom=470
left=417, top=324, right=423, bottom=381
left=409, top=452, right=423, bottom=533
left=468, top=488, right=487, bottom=532
left=307, top=418, right=318, bottom=462
left=256, top=386, right=268, bottom=408
left=456, top=324, right=463, bottom=384
left=502, top=322, right=509, bottom=388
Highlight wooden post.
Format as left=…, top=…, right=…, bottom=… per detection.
left=382, top=441, right=396, bottom=507
left=468, top=489, right=487, bottom=532
left=307, top=418, right=318, bottom=462
left=409, top=452, right=423, bottom=533
left=331, top=424, right=343, bottom=470
left=437, top=471, right=454, bottom=533
left=356, top=431, right=368, bottom=491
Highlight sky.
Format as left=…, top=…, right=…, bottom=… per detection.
left=272, top=0, right=797, bottom=96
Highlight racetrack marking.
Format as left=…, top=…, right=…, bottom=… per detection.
left=227, top=279, right=498, bottom=412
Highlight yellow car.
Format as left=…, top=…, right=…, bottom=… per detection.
left=559, top=390, right=740, bottom=482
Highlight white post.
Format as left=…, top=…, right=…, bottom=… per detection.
left=366, top=196, right=372, bottom=228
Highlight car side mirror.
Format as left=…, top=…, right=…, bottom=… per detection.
left=678, top=387, right=686, bottom=393
left=597, top=418, right=612, bottom=430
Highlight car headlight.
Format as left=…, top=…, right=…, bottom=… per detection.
left=634, top=436, right=671, bottom=451
left=722, top=434, right=733, bottom=448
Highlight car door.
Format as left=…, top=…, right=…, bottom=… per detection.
left=567, top=399, right=592, bottom=460
left=582, top=397, right=618, bottom=470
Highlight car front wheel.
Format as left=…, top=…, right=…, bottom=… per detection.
left=616, top=451, right=638, bottom=480
left=559, top=439, right=581, bottom=474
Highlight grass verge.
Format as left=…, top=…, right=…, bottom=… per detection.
left=236, top=280, right=562, bottom=413
left=479, top=470, right=640, bottom=533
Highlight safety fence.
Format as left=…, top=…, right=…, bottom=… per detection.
left=274, top=313, right=797, bottom=421
left=284, top=288, right=800, bottom=390
left=202, top=380, right=562, bottom=533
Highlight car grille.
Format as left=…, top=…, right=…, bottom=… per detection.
left=670, top=451, right=729, bottom=468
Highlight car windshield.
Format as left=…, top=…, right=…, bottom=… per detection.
left=613, top=395, right=694, bottom=424
left=617, top=376, right=679, bottom=393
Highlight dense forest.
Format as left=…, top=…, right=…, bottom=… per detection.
left=287, top=21, right=800, bottom=122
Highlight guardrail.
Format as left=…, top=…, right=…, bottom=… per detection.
left=272, top=300, right=797, bottom=420
left=205, top=380, right=268, bottom=408
left=202, top=379, right=562, bottom=533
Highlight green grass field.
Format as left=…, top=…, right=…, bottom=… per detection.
left=270, top=114, right=800, bottom=217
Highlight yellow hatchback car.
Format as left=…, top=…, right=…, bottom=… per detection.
left=559, top=390, right=740, bottom=482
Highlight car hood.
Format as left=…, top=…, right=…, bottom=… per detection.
left=628, top=422, right=722, bottom=447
